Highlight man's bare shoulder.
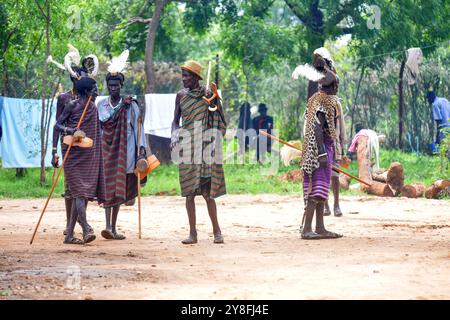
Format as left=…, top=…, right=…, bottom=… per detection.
left=57, top=91, right=72, bottom=103
left=176, top=88, right=189, bottom=100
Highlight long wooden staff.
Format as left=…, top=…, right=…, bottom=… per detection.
left=259, top=130, right=372, bottom=187
left=137, top=116, right=142, bottom=239
left=30, top=96, right=93, bottom=245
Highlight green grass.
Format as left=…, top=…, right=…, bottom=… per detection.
left=0, top=148, right=448, bottom=199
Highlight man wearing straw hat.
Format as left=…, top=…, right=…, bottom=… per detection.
left=171, top=60, right=227, bottom=244
left=97, top=50, right=147, bottom=240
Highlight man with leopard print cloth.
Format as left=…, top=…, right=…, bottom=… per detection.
left=293, top=47, right=343, bottom=240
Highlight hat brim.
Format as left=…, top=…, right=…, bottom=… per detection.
left=181, top=66, right=203, bottom=80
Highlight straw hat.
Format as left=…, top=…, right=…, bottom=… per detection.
left=181, top=60, right=203, bottom=79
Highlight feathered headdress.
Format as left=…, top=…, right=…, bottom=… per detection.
left=47, top=44, right=99, bottom=80
left=292, top=64, right=325, bottom=81
left=292, top=47, right=335, bottom=82
left=107, top=49, right=129, bottom=76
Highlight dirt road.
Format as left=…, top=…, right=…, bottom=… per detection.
left=0, top=195, right=449, bottom=300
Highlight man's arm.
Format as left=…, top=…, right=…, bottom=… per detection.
left=170, top=91, right=183, bottom=149
left=51, top=101, right=77, bottom=167
left=315, top=111, right=328, bottom=168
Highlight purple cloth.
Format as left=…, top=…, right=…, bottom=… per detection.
left=303, top=137, right=334, bottom=200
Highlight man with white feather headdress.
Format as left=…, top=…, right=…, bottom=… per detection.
left=49, top=44, right=99, bottom=237
left=97, top=50, right=147, bottom=240
left=291, top=47, right=343, bottom=240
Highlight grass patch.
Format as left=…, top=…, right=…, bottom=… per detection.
left=0, top=148, right=448, bottom=199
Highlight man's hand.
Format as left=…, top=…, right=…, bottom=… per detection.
left=170, top=137, right=179, bottom=150
left=124, top=96, right=133, bottom=107
left=65, top=127, right=77, bottom=135
left=73, top=130, right=86, bottom=142
left=318, top=154, right=328, bottom=168
left=51, top=153, right=59, bottom=168
left=138, top=146, right=147, bottom=160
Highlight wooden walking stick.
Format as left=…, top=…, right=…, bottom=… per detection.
left=259, top=131, right=372, bottom=187
left=137, top=116, right=142, bottom=239
left=30, top=96, right=93, bottom=245
left=51, top=154, right=59, bottom=185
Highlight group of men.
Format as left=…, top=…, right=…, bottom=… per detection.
left=51, top=55, right=227, bottom=245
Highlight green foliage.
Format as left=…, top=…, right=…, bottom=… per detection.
left=1, top=149, right=448, bottom=199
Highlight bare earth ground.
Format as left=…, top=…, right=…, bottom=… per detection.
left=0, top=194, right=449, bottom=300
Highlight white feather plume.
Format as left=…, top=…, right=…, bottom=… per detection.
left=84, top=54, right=99, bottom=77
left=291, top=63, right=325, bottom=82
left=107, top=49, right=129, bottom=75
left=280, top=141, right=303, bottom=166
left=67, top=44, right=81, bottom=65
left=47, top=55, right=66, bottom=71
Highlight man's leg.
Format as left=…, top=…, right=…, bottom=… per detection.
left=101, top=207, right=114, bottom=239
left=301, top=197, right=321, bottom=239
left=315, top=198, right=343, bottom=239
left=74, top=197, right=96, bottom=243
left=64, top=198, right=72, bottom=235
left=323, top=200, right=331, bottom=216
left=331, top=176, right=343, bottom=217
left=64, top=198, right=83, bottom=244
left=111, top=205, right=125, bottom=240
left=182, top=195, right=197, bottom=244
left=202, top=191, right=223, bottom=243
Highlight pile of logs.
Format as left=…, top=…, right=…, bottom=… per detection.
left=342, top=134, right=450, bottom=199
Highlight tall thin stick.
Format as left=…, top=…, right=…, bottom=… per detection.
left=137, top=116, right=142, bottom=239
left=30, top=95, right=93, bottom=245
left=259, top=131, right=372, bottom=187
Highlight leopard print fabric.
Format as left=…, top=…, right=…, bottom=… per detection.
left=300, top=92, right=339, bottom=175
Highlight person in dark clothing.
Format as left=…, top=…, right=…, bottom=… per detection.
left=235, top=102, right=253, bottom=154
left=253, top=103, right=273, bottom=162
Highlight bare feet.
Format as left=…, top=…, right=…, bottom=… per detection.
left=315, top=228, right=343, bottom=239
left=334, top=206, right=343, bottom=217
left=324, top=202, right=331, bottom=216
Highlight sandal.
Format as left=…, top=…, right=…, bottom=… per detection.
left=301, top=231, right=322, bottom=240
left=63, top=237, right=84, bottom=245
left=316, top=230, right=343, bottom=239
left=112, top=232, right=126, bottom=240
left=83, top=233, right=96, bottom=244
left=213, top=233, right=224, bottom=244
left=181, top=235, right=198, bottom=245
left=101, top=229, right=114, bottom=240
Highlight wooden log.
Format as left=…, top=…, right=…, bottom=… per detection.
left=400, top=182, right=425, bottom=198
left=367, top=181, right=394, bottom=197
left=386, top=162, right=404, bottom=195
left=356, top=136, right=373, bottom=192
left=339, top=175, right=351, bottom=190
left=372, top=169, right=388, bottom=183
left=425, top=179, right=450, bottom=199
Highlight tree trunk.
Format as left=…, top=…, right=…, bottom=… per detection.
left=356, top=136, right=373, bottom=192
left=367, top=181, right=394, bottom=197
left=386, top=162, right=404, bottom=195
left=425, top=180, right=450, bottom=199
left=372, top=169, right=388, bottom=183
left=339, top=175, right=351, bottom=190
left=40, top=0, right=51, bottom=185
left=144, top=0, right=167, bottom=93
left=401, top=182, right=425, bottom=198
left=398, top=59, right=406, bottom=149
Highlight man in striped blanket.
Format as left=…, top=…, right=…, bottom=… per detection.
left=54, top=77, right=106, bottom=244
left=97, top=69, right=147, bottom=240
left=171, top=60, right=227, bottom=245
